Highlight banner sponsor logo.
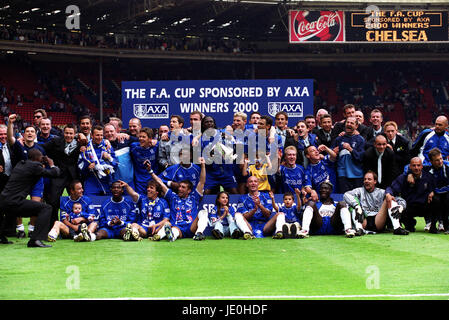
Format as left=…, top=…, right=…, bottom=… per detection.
left=268, top=102, right=303, bottom=117
left=290, top=10, right=344, bottom=42
left=133, top=103, right=169, bottom=119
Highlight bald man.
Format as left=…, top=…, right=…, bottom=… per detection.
left=386, top=157, right=436, bottom=233
left=411, top=115, right=449, bottom=165
left=312, top=108, right=329, bottom=135
left=355, top=110, right=365, bottom=125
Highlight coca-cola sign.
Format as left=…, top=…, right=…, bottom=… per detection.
left=289, top=10, right=344, bottom=42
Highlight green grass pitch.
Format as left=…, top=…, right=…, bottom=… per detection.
left=1, top=217, right=449, bottom=300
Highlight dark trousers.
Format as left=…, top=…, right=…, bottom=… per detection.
left=401, top=202, right=437, bottom=231
left=43, top=175, right=71, bottom=225
left=0, top=175, right=16, bottom=236
left=432, top=193, right=449, bottom=229
left=0, top=200, right=52, bottom=241
left=338, top=177, right=363, bottom=194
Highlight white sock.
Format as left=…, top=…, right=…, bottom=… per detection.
left=89, top=232, right=96, bottom=241
left=28, top=225, right=35, bottom=232
left=275, top=213, right=286, bottom=233
left=157, top=227, right=166, bottom=239
left=351, top=208, right=364, bottom=230
left=226, top=214, right=235, bottom=224
left=17, top=224, right=25, bottom=232
left=196, top=210, right=209, bottom=234
left=340, top=207, right=353, bottom=231
left=48, top=229, right=58, bottom=239
left=302, top=206, right=313, bottom=231
left=234, top=213, right=251, bottom=234
left=388, top=200, right=402, bottom=229
left=172, top=227, right=180, bottom=241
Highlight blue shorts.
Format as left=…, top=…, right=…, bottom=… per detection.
left=205, top=175, right=237, bottom=190
left=66, top=225, right=82, bottom=238
left=31, top=178, right=44, bottom=198
left=99, top=226, right=126, bottom=239
left=249, top=220, right=267, bottom=238
left=174, top=223, right=194, bottom=238
left=311, top=216, right=338, bottom=236
left=233, top=165, right=248, bottom=184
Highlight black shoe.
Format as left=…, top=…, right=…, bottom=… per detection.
left=429, top=224, right=438, bottom=234
left=5, top=230, right=17, bottom=237
left=27, top=240, right=52, bottom=248
left=282, top=224, right=290, bottom=239
left=193, top=232, right=205, bottom=241
left=231, top=229, right=242, bottom=239
left=355, top=228, right=366, bottom=236
left=212, top=229, right=224, bottom=239
left=393, top=227, right=409, bottom=235
left=17, top=230, right=26, bottom=238
left=0, top=235, right=13, bottom=244
left=290, top=224, right=298, bottom=239
left=28, top=230, right=33, bottom=238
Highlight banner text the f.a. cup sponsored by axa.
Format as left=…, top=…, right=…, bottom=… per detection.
left=122, top=79, right=314, bottom=128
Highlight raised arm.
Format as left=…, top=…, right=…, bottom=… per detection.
left=294, top=188, right=302, bottom=208
left=7, top=114, right=17, bottom=146
left=318, top=144, right=337, bottom=161
left=145, top=160, right=169, bottom=195
left=268, top=191, right=279, bottom=212
left=119, top=180, right=139, bottom=202
left=196, top=157, right=206, bottom=194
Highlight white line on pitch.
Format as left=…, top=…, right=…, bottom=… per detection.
left=75, top=293, right=449, bottom=300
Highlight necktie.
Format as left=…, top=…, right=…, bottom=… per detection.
left=304, top=138, right=310, bottom=148
left=378, top=153, right=383, bottom=184
left=2, top=144, right=11, bottom=176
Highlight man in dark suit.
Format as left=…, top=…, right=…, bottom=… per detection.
left=0, top=148, right=61, bottom=247
left=369, top=108, right=384, bottom=138
left=0, top=124, right=11, bottom=192
left=383, top=121, right=411, bottom=172
left=0, top=124, right=16, bottom=240
left=363, top=135, right=399, bottom=190
left=315, top=114, right=334, bottom=149
left=41, top=124, right=87, bottom=224
left=332, top=104, right=375, bottom=143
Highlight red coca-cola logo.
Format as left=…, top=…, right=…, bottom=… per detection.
left=290, top=11, right=344, bottom=42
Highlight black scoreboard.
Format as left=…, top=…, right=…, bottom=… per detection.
left=345, top=11, right=448, bottom=42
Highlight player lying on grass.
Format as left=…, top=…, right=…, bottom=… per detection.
left=270, top=189, right=302, bottom=239
left=298, top=180, right=356, bottom=238
left=145, top=156, right=207, bottom=241
left=119, top=179, right=171, bottom=241
left=344, top=171, right=409, bottom=236
left=94, top=181, right=138, bottom=241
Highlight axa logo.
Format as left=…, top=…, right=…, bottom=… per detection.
left=133, top=103, right=169, bottom=119
left=268, top=102, right=303, bottom=117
